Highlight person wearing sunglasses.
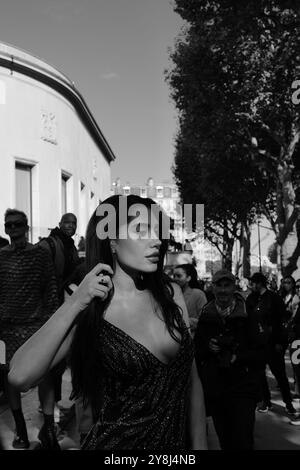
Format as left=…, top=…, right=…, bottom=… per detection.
left=0, top=209, right=60, bottom=449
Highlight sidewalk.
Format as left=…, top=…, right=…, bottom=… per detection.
left=0, top=369, right=80, bottom=450
left=1, top=362, right=299, bottom=450
left=207, top=358, right=300, bottom=450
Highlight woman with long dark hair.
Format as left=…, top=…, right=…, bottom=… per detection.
left=173, top=264, right=207, bottom=335
left=8, top=195, right=207, bottom=450
left=280, top=275, right=299, bottom=323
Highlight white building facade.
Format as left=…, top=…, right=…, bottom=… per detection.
left=0, top=43, right=116, bottom=243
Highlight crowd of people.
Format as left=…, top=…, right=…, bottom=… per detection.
left=0, top=210, right=82, bottom=449
left=168, top=267, right=300, bottom=447
left=0, top=195, right=299, bottom=450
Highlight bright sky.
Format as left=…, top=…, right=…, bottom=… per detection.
left=0, top=0, right=183, bottom=186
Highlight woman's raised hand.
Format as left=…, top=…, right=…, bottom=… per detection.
left=69, top=263, right=114, bottom=311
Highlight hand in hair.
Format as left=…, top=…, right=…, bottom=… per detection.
left=69, top=263, right=113, bottom=312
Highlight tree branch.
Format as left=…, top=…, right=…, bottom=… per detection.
left=277, top=206, right=300, bottom=245
left=205, top=234, right=224, bottom=257
left=235, top=112, right=285, bottom=147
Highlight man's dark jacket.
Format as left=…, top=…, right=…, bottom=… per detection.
left=194, top=294, right=267, bottom=409
left=246, top=289, right=287, bottom=347
left=39, top=227, right=80, bottom=302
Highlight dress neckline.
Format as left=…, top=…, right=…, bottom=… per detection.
left=101, top=317, right=186, bottom=368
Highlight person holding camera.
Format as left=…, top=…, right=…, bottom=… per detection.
left=194, top=270, right=267, bottom=450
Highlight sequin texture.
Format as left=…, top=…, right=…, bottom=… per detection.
left=0, top=245, right=59, bottom=362
left=82, top=311, right=194, bottom=450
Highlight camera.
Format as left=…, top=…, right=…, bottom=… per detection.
left=215, top=333, right=237, bottom=368
left=216, top=334, right=235, bottom=348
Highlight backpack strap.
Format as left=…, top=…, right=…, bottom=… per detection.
left=40, top=237, right=56, bottom=261
left=47, top=237, right=56, bottom=260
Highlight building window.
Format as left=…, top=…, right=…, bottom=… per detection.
left=131, top=187, right=140, bottom=196
left=156, top=186, right=163, bottom=198
left=61, top=173, right=69, bottom=214
left=123, top=186, right=130, bottom=196
left=171, top=187, right=179, bottom=198
left=79, top=182, right=87, bottom=238
left=141, top=188, right=147, bottom=198
left=15, top=162, right=33, bottom=239
left=164, top=186, right=171, bottom=198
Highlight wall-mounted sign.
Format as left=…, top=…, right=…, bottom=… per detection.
left=41, top=110, right=57, bottom=144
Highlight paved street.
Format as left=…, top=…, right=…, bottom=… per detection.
left=0, top=362, right=299, bottom=450
left=207, top=358, right=300, bottom=450
left=0, top=369, right=80, bottom=450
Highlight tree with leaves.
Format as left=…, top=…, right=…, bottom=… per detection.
left=167, top=0, right=300, bottom=277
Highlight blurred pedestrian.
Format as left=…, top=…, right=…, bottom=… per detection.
left=204, top=280, right=215, bottom=302
left=246, top=272, right=297, bottom=416
left=268, top=276, right=278, bottom=294
left=174, top=264, right=207, bottom=335
left=280, top=276, right=300, bottom=403
left=39, top=213, right=80, bottom=304
left=78, top=236, right=86, bottom=252
left=39, top=213, right=80, bottom=413
left=0, top=209, right=59, bottom=449
left=238, top=277, right=251, bottom=300
left=194, top=269, right=266, bottom=450
left=289, top=281, right=300, bottom=425
left=280, top=275, right=299, bottom=324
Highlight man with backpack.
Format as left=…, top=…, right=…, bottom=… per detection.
left=39, top=213, right=80, bottom=304
left=39, top=213, right=80, bottom=412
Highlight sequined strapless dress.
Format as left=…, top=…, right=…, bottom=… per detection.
left=82, top=312, right=194, bottom=450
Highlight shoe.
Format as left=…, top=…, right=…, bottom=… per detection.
left=54, top=404, right=60, bottom=424
left=290, top=414, right=300, bottom=425
left=257, top=402, right=272, bottom=413
left=285, top=404, right=298, bottom=416
left=12, top=431, right=30, bottom=449
left=38, top=423, right=61, bottom=450
left=79, top=433, right=88, bottom=446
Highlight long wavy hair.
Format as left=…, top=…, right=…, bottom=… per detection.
left=69, top=195, right=182, bottom=414
left=175, top=263, right=202, bottom=289
left=281, top=275, right=296, bottom=297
